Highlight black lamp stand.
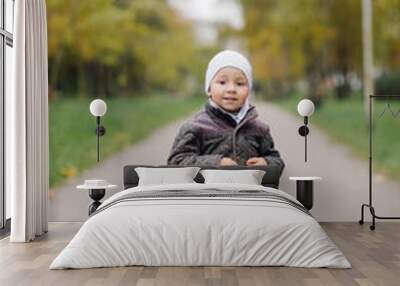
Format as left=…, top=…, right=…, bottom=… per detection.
left=95, top=116, right=106, bottom=162
left=359, top=94, right=400, bottom=230
left=298, top=116, right=310, bottom=162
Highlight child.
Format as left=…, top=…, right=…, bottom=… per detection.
left=167, top=50, right=284, bottom=171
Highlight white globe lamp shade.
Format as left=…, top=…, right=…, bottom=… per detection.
left=90, top=99, right=107, bottom=117
left=297, top=99, right=315, bottom=117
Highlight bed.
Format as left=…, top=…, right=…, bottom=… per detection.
left=50, top=165, right=350, bottom=269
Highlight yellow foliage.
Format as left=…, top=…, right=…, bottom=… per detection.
left=47, top=0, right=205, bottom=94
left=59, top=165, right=77, bottom=178
left=114, top=132, right=129, bottom=147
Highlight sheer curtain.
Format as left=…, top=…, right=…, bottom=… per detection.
left=7, top=0, right=49, bottom=242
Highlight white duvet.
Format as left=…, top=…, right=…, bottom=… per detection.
left=50, top=183, right=351, bottom=269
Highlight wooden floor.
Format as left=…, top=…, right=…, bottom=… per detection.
left=0, top=222, right=399, bottom=286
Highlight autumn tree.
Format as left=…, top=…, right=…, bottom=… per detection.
left=47, top=0, right=205, bottom=98
left=238, top=0, right=400, bottom=101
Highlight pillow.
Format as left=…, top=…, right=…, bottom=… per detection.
left=135, top=167, right=200, bottom=186
left=200, top=169, right=266, bottom=185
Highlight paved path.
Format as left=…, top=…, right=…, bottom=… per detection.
left=49, top=119, right=181, bottom=221
left=49, top=101, right=400, bottom=222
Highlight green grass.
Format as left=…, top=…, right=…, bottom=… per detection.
left=274, top=94, right=400, bottom=181
left=49, top=94, right=204, bottom=187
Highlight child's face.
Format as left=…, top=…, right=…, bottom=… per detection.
left=208, top=67, right=249, bottom=113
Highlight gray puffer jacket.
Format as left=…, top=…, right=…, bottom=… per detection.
left=167, top=103, right=285, bottom=172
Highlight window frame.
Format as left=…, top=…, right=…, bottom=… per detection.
left=0, top=0, right=14, bottom=234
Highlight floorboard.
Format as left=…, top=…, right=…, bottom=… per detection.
left=0, top=222, right=399, bottom=286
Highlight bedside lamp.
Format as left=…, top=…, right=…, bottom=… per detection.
left=297, top=99, right=315, bottom=162
left=89, top=99, right=107, bottom=162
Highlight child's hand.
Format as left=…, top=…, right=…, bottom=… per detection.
left=246, top=157, right=268, bottom=166
left=220, top=157, right=238, bottom=166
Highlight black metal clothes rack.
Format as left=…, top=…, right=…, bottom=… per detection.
left=359, top=94, right=400, bottom=230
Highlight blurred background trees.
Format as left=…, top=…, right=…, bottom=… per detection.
left=239, top=0, right=400, bottom=103
left=47, top=0, right=217, bottom=99
left=47, top=0, right=400, bottom=102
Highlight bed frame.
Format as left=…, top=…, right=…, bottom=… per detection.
left=123, top=165, right=282, bottom=189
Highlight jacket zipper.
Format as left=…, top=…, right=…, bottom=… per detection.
left=232, top=113, right=257, bottom=160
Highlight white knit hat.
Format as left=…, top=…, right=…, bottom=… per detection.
left=204, top=50, right=253, bottom=94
